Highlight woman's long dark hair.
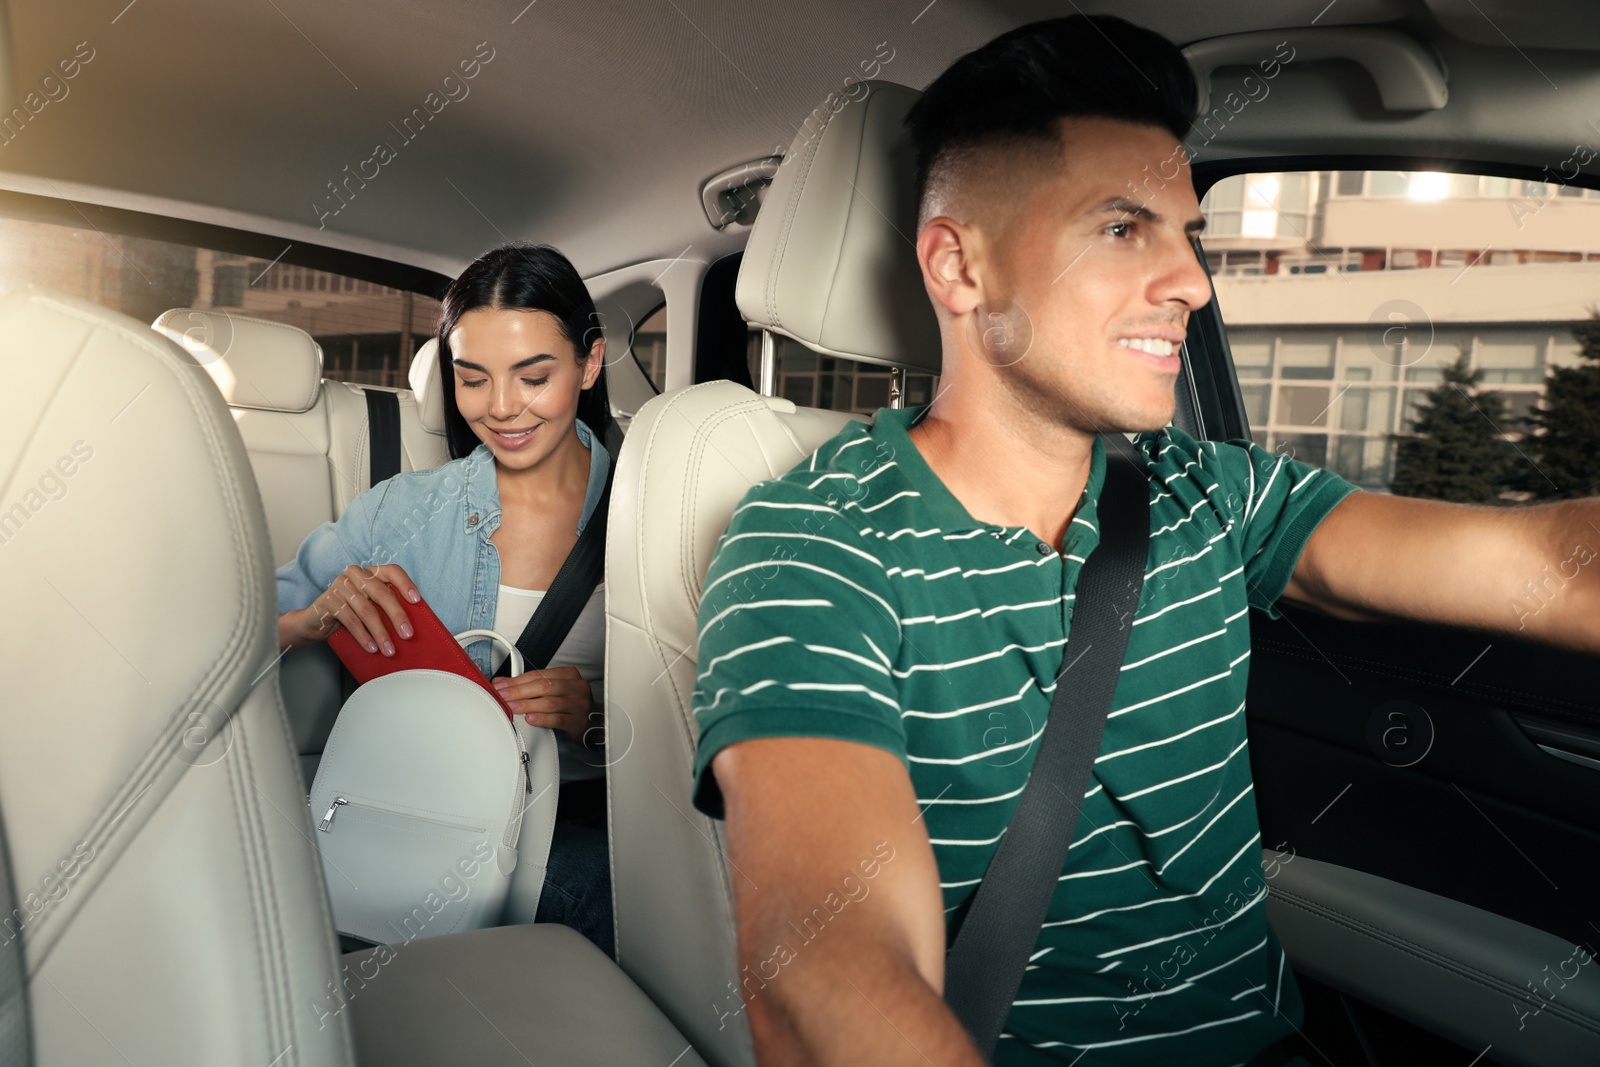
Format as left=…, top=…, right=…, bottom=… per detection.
left=435, top=243, right=615, bottom=460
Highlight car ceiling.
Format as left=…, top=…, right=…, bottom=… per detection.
left=2, top=0, right=1597, bottom=280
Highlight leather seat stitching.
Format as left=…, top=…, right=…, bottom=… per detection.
left=22, top=301, right=261, bottom=968
left=232, top=715, right=297, bottom=1061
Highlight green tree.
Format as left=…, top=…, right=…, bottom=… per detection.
left=1523, top=312, right=1600, bottom=499
left=1389, top=350, right=1519, bottom=503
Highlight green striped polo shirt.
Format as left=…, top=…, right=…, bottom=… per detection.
left=691, top=403, right=1359, bottom=1066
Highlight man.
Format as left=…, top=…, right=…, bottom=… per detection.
left=689, top=15, right=1599, bottom=1066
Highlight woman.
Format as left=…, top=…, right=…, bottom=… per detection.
left=275, top=242, right=616, bottom=957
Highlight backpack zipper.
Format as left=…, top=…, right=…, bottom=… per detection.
left=316, top=687, right=534, bottom=855
left=317, top=795, right=486, bottom=835
left=318, top=797, right=347, bottom=831
left=501, top=719, right=531, bottom=855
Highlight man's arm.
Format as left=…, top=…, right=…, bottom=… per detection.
left=1281, top=493, right=1600, bottom=653
left=713, top=737, right=985, bottom=1067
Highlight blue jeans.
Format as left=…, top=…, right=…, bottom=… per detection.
left=534, top=818, right=613, bottom=959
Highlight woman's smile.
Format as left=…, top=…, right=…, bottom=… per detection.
left=487, top=423, right=542, bottom=450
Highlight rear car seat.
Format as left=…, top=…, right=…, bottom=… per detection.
left=604, top=80, right=940, bottom=1067
left=2, top=285, right=705, bottom=1067
left=151, top=310, right=449, bottom=783
left=152, top=310, right=450, bottom=560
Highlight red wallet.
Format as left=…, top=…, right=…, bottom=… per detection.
left=326, top=595, right=518, bottom=719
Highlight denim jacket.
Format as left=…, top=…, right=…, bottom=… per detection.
left=276, top=418, right=611, bottom=678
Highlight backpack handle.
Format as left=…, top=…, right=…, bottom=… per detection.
left=454, top=629, right=526, bottom=679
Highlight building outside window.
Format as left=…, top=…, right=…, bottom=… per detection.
left=1203, top=169, right=1600, bottom=492
left=0, top=216, right=441, bottom=389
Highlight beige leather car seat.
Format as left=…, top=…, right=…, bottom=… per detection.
left=604, top=80, right=940, bottom=1067
left=0, top=285, right=708, bottom=1067
left=152, top=310, right=449, bottom=784
left=0, top=287, right=356, bottom=1066
left=151, top=310, right=448, bottom=566
left=607, top=72, right=1600, bottom=1067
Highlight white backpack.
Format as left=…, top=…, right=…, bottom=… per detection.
left=308, top=629, right=560, bottom=945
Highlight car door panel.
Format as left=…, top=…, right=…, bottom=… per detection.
left=1247, top=608, right=1600, bottom=950
left=1179, top=173, right=1600, bottom=1061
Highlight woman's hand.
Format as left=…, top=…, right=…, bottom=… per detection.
left=277, top=563, right=421, bottom=655
left=492, top=666, right=602, bottom=745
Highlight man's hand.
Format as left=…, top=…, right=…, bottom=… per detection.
left=1283, top=493, right=1600, bottom=653
left=712, top=737, right=985, bottom=1067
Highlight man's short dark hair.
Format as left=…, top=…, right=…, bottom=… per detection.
left=906, top=15, right=1196, bottom=219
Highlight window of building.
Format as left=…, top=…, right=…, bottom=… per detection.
left=1204, top=167, right=1600, bottom=497
left=1278, top=337, right=1335, bottom=379
left=1239, top=383, right=1272, bottom=426
left=1338, top=387, right=1396, bottom=434
left=1476, top=333, right=1545, bottom=384
left=1201, top=173, right=1244, bottom=236
left=1229, top=336, right=1274, bottom=377
left=1221, top=250, right=1266, bottom=274
left=746, top=330, right=939, bottom=417
left=1502, top=391, right=1542, bottom=428
left=1273, top=431, right=1328, bottom=467
left=1403, top=333, right=1472, bottom=383
left=0, top=214, right=443, bottom=389
left=1339, top=330, right=1401, bottom=381
left=211, top=264, right=246, bottom=307
left=1331, top=435, right=1394, bottom=484
left=1276, top=385, right=1333, bottom=427
left=631, top=304, right=667, bottom=391
left=1401, top=388, right=1435, bottom=432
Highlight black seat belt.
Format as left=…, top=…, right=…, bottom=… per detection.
left=493, top=447, right=616, bottom=676
left=364, top=389, right=402, bottom=487
left=943, top=432, right=1150, bottom=1059
left=602, top=418, right=625, bottom=464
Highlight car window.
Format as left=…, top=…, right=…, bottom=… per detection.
left=631, top=303, right=667, bottom=392
left=746, top=330, right=939, bottom=414
left=1202, top=169, right=1600, bottom=503
left=0, top=213, right=442, bottom=389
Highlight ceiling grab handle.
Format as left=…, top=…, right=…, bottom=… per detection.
left=701, top=156, right=783, bottom=231
left=1183, top=28, right=1448, bottom=115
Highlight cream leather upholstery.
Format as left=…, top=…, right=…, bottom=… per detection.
left=346, top=924, right=709, bottom=1067
left=151, top=307, right=324, bottom=412
left=735, top=80, right=940, bottom=374
left=151, top=309, right=449, bottom=566
left=152, top=309, right=450, bottom=783
left=152, top=310, right=336, bottom=570
left=607, top=78, right=941, bottom=1067
left=0, top=287, right=354, bottom=1066
left=606, top=384, right=861, bottom=1067
left=327, top=379, right=449, bottom=515
left=408, top=338, right=447, bottom=435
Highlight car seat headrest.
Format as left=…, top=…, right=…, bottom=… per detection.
left=735, top=80, right=940, bottom=375
left=408, top=337, right=447, bottom=435
left=151, top=309, right=322, bottom=413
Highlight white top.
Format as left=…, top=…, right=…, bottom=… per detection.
left=492, top=582, right=606, bottom=782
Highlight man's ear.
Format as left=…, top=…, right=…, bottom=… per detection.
left=917, top=216, right=985, bottom=318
